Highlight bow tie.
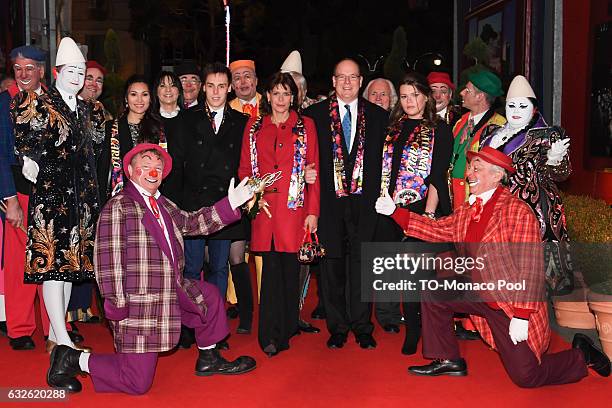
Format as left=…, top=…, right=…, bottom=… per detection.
left=470, top=197, right=483, bottom=222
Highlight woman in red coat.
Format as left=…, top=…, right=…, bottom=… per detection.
left=239, top=72, right=320, bottom=356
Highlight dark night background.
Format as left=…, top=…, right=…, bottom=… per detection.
left=128, top=0, right=454, bottom=94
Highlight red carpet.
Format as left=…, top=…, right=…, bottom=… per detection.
left=0, top=301, right=609, bottom=407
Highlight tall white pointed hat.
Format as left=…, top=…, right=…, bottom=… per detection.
left=55, top=37, right=86, bottom=67
left=506, top=75, right=536, bottom=100
left=280, top=50, right=302, bottom=74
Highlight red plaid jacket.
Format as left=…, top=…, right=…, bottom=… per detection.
left=391, top=187, right=550, bottom=361
left=94, top=181, right=240, bottom=353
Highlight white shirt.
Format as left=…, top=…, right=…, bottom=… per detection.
left=57, top=87, right=78, bottom=115
left=132, top=182, right=174, bottom=260
left=470, top=111, right=487, bottom=128
left=239, top=96, right=258, bottom=107
left=160, top=106, right=180, bottom=118
left=209, top=105, right=224, bottom=133
left=437, top=106, right=448, bottom=119
left=468, top=187, right=497, bottom=206
left=337, top=97, right=358, bottom=151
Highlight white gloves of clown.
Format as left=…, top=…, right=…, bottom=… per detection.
left=546, top=138, right=570, bottom=166
left=228, top=177, right=254, bottom=211
left=375, top=189, right=396, bottom=216
left=509, top=317, right=529, bottom=345
left=22, top=156, right=40, bottom=184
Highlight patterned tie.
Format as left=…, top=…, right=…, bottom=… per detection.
left=148, top=195, right=164, bottom=232
left=342, top=104, right=352, bottom=149
left=242, top=103, right=255, bottom=117
left=460, top=118, right=475, bottom=144
left=211, top=111, right=217, bottom=133
left=470, top=196, right=483, bottom=222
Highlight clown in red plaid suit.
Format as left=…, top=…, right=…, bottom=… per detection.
left=376, top=146, right=610, bottom=387
left=46, top=144, right=257, bottom=394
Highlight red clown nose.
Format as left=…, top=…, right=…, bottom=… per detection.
left=149, top=169, right=159, bottom=178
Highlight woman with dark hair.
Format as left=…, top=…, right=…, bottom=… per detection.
left=480, top=75, right=573, bottom=295
left=152, top=70, right=183, bottom=131
left=238, top=72, right=320, bottom=356
left=98, top=75, right=165, bottom=201
left=374, top=72, right=453, bottom=355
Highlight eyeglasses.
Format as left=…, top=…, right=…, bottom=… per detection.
left=180, top=78, right=201, bottom=85
left=85, top=76, right=104, bottom=85
left=335, top=74, right=360, bottom=83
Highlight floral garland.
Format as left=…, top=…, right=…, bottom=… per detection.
left=380, top=113, right=409, bottom=193
left=329, top=95, right=366, bottom=197
left=380, top=119, right=434, bottom=206
left=248, top=114, right=307, bottom=209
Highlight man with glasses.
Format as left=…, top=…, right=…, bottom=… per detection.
left=228, top=60, right=261, bottom=118
left=304, top=57, right=388, bottom=350
left=175, top=61, right=202, bottom=109
left=427, top=71, right=461, bottom=127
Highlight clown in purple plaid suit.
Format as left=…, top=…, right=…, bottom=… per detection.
left=46, top=143, right=257, bottom=394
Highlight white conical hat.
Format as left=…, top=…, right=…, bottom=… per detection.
left=506, top=75, right=536, bottom=100
left=55, top=37, right=85, bottom=66
left=280, top=50, right=302, bottom=74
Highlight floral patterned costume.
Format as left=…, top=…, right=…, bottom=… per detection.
left=11, top=86, right=107, bottom=283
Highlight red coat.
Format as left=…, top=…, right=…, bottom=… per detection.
left=391, top=187, right=550, bottom=361
left=239, top=110, right=320, bottom=252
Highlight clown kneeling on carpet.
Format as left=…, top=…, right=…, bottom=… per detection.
left=47, top=143, right=257, bottom=394
left=375, top=147, right=610, bottom=387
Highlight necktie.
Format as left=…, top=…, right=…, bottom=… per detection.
left=460, top=118, right=475, bottom=144
left=148, top=195, right=164, bottom=232
left=211, top=111, right=217, bottom=133
left=342, top=104, right=352, bottom=149
left=470, top=196, right=483, bottom=222
left=242, top=103, right=255, bottom=117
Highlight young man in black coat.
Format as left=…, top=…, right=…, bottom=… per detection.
left=164, top=62, right=254, bottom=343
left=303, top=58, right=388, bottom=350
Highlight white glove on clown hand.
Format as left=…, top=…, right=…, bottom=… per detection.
left=228, top=177, right=254, bottom=210
left=22, top=156, right=40, bottom=184
left=508, top=317, right=529, bottom=345
left=375, top=189, right=396, bottom=216
left=546, top=138, right=570, bottom=166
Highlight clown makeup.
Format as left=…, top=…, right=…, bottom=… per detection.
left=430, top=83, right=452, bottom=112
left=128, top=152, right=164, bottom=195
left=466, top=157, right=503, bottom=196
left=13, top=57, right=44, bottom=92
left=56, top=63, right=86, bottom=95
left=505, top=97, right=534, bottom=129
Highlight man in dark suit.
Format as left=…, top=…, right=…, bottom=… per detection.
left=303, top=58, right=388, bottom=349
left=165, top=62, right=253, bottom=341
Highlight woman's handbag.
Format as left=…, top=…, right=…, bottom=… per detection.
left=298, top=229, right=326, bottom=263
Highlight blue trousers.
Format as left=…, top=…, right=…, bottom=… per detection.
left=183, top=238, right=231, bottom=298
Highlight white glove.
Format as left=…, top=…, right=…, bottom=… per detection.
left=546, top=138, right=569, bottom=166
left=375, top=189, right=396, bottom=216
left=22, top=156, right=40, bottom=184
left=228, top=177, right=254, bottom=210
left=508, top=317, right=529, bottom=345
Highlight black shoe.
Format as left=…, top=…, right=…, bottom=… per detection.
left=383, top=324, right=400, bottom=334
left=401, top=327, right=421, bottom=356
left=236, top=326, right=252, bottom=335
left=454, top=322, right=480, bottom=341
left=215, top=340, right=230, bottom=350
left=0, top=321, right=7, bottom=336
left=9, top=335, right=35, bottom=350
left=298, top=319, right=320, bottom=334
left=263, top=343, right=279, bottom=357
left=311, top=306, right=326, bottom=320
left=573, top=333, right=611, bottom=377
left=408, top=358, right=468, bottom=377
left=356, top=333, right=377, bottom=349
left=47, top=345, right=84, bottom=392
left=326, top=333, right=347, bottom=349
left=195, top=348, right=256, bottom=376
left=227, top=306, right=239, bottom=320
left=177, top=325, right=195, bottom=349
left=68, top=330, right=84, bottom=344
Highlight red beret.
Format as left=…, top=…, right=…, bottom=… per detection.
left=427, top=72, right=455, bottom=90
left=86, top=60, right=107, bottom=76
left=467, top=146, right=515, bottom=173
left=123, top=143, right=173, bottom=180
